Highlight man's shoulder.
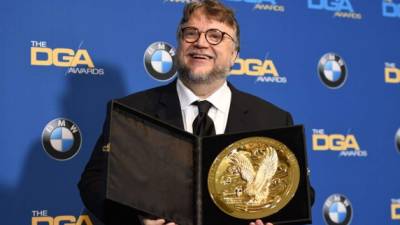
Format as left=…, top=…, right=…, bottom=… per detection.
left=115, top=82, right=174, bottom=110
left=231, top=85, right=290, bottom=115
left=117, top=85, right=165, bottom=103
left=229, top=84, right=293, bottom=128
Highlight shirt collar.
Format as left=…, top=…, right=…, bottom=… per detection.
left=176, top=78, right=231, bottom=113
left=177, top=79, right=199, bottom=110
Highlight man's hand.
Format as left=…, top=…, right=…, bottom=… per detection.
left=249, top=219, right=273, bottom=225
left=142, top=218, right=177, bottom=225
left=143, top=218, right=271, bottom=225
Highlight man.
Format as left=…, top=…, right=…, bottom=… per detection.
left=79, top=1, right=312, bottom=225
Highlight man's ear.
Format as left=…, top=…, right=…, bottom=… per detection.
left=231, top=51, right=239, bottom=67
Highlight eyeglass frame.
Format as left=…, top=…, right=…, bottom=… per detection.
left=179, top=26, right=237, bottom=46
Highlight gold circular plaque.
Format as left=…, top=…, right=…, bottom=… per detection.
left=207, top=137, right=300, bottom=219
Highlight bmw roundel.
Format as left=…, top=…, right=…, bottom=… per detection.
left=42, top=118, right=82, bottom=160
left=144, top=41, right=177, bottom=81
left=318, top=53, right=347, bottom=89
left=323, top=194, right=353, bottom=225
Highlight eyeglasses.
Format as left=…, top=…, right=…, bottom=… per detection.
left=180, top=26, right=236, bottom=45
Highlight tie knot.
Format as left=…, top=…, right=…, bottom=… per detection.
left=193, top=100, right=213, bottom=115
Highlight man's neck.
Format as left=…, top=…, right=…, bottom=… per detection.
left=180, top=78, right=226, bottom=99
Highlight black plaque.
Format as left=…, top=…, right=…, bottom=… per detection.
left=106, top=101, right=312, bottom=225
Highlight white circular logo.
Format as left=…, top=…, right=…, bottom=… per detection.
left=42, top=118, right=82, bottom=160
left=323, top=194, right=353, bottom=225
left=144, top=42, right=177, bottom=81
left=318, top=53, right=347, bottom=89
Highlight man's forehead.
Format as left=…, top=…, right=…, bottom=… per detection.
left=184, top=8, right=235, bottom=32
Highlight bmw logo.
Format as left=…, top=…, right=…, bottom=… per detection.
left=144, top=41, right=177, bottom=81
left=318, top=53, right=347, bottom=89
left=396, top=128, right=400, bottom=153
left=42, top=118, right=82, bottom=160
left=323, top=194, right=353, bottom=225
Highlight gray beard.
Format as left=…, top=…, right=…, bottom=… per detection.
left=177, top=60, right=230, bottom=85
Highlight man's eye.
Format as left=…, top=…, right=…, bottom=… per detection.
left=186, top=31, right=197, bottom=36
left=208, top=32, right=221, bottom=41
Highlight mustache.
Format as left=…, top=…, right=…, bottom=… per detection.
left=186, top=50, right=215, bottom=59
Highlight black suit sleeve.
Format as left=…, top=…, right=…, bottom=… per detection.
left=78, top=103, right=110, bottom=222
left=286, top=111, right=294, bottom=127
left=78, top=103, right=144, bottom=225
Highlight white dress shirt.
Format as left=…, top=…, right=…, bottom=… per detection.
left=176, top=79, right=232, bottom=135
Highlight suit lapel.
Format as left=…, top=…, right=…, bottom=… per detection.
left=153, top=81, right=249, bottom=133
left=155, top=81, right=185, bottom=130
left=225, top=83, right=249, bottom=134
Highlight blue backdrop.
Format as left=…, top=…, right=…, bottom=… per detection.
left=1, top=0, right=400, bottom=225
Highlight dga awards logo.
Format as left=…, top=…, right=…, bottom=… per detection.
left=163, top=0, right=197, bottom=4
left=385, top=62, right=400, bottom=84
left=226, top=0, right=285, bottom=12
left=383, top=0, right=400, bottom=18
left=318, top=53, right=347, bottom=89
left=31, top=210, right=93, bottom=225
left=42, top=118, right=82, bottom=160
left=391, top=199, right=400, bottom=220
left=144, top=42, right=177, bottom=81
left=30, top=41, right=104, bottom=75
left=231, top=56, right=287, bottom=84
left=312, top=129, right=367, bottom=157
left=323, top=194, right=353, bottom=225
left=395, top=128, right=400, bottom=153
left=307, top=0, right=362, bottom=19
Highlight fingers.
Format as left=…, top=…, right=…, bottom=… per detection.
left=142, top=218, right=165, bottom=225
left=166, top=223, right=178, bottom=225
left=142, top=218, right=178, bottom=225
left=249, top=219, right=273, bottom=225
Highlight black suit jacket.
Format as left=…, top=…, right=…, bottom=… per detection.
left=78, top=81, right=308, bottom=225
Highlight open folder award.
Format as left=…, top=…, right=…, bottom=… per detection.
left=106, top=101, right=312, bottom=225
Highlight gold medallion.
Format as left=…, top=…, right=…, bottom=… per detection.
left=207, top=137, right=300, bottom=219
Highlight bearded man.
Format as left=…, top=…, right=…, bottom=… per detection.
left=79, top=1, right=313, bottom=225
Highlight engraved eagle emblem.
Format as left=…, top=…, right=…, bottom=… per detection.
left=228, top=147, right=278, bottom=204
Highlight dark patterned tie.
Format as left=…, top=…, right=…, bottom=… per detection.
left=192, top=100, right=216, bottom=136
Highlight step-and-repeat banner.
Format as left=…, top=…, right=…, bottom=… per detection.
left=1, top=0, right=399, bottom=224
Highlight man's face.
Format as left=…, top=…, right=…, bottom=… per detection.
left=177, top=9, right=238, bottom=84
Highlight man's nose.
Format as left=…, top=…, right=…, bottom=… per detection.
left=194, top=33, right=209, bottom=48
